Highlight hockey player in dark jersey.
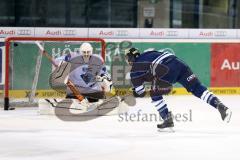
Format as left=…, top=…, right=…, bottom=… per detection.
left=125, top=48, right=232, bottom=130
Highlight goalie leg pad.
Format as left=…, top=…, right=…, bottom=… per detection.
left=39, top=96, right=129, bottom=116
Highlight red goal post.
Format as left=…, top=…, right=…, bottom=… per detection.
left=4, top=37, right=106, bottom=110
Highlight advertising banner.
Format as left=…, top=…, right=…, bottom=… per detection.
left=107, top=42, right=211, bottom=88
left=89, top=28, right=139, bottom=39
left=0, top=27, right=34, bottom=38
left=34, top=28, right=88, bottom=37
left=189, top=29, right=237, bottom=39
left=0, top=27, right=240, bottom=39
left=0, top=42, right=4, bottom=85
left=1, top=34, right=239, bottom=96
left=139, top=29, right=188, bottom=39
left=211, top=43, right=240, bottom=87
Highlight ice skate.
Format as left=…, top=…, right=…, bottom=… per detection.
left=157, top=112, right=174, bottom=132
left=70, top=99, right=88, bottom=111
left=217, top=101, right=232, bottom=123
left=71, top=99, right=103, bottom=112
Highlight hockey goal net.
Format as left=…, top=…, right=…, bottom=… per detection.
left=2, top=37, right=106, bottom=110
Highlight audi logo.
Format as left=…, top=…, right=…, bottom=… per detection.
left=214, top=31, right=227, bottom=37
left=166, top=31, right=178, bottom=37
left=116, top=30, right=128, bottom=36
left=17, top=29, right=32, bottom=35
left=63, top=30, right=76, bottom=36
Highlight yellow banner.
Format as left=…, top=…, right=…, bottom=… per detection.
left=1, top=87, right=240, bottom=98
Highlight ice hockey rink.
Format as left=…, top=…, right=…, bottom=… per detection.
left=0, top=95, right=239, bottom=160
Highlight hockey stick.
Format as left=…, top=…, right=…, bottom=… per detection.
left=35, top=41, right=85, bottom=102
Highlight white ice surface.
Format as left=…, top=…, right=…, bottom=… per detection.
left=0, top=95, right=240, bottom=160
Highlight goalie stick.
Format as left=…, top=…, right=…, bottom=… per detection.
left=35, top=41, right=85, bottom=102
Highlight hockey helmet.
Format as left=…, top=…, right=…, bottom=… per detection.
left=80, top=42, right=93, bottom=63
left=124, top=48, right=140, bottom=65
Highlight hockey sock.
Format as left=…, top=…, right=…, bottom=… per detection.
left=152, top=98, right=169, bottom=120
left=190, top=83, right=219, bottom=109
left=200, top=90, right=219, bottom=108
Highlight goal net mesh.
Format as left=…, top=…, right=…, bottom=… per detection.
left=2, top=37, right=106, bottom=110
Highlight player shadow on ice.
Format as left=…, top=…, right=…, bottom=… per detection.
left=51, top=96, right=131, bottom=121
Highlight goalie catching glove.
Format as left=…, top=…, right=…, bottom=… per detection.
left=96, top=74, right=113, bottom=92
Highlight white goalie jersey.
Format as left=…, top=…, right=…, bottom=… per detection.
left=54, top=52, right=111, bottom=94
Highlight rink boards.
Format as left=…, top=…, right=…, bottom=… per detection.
left=1, top=87, right=240, bottom=100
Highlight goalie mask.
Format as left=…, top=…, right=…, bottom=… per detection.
left=80, top=42, right=93, bottom=63
left=125, top=48, right=140, bottom=65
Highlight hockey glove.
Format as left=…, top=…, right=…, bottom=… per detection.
left=96, top=74, right=113, bottom=92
